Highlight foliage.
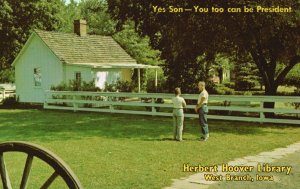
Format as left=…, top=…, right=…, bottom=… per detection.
left=50, top=82, right=70, bottom=91
left=234, top=60, right=261, bottom=91
left=0, top=0, right=64, bottom=65
left=80, top=0, right=116, bottom=35
left=0, top=67, right=14, bottom=83
left=51, top=80, right=101, bottom=91
left=211, top=55, right=233, bottom=84
left=285, top=64, right=300, bottom=89
left=51, top=79, right=136, bottom=92
left=146, top=69, right=167, bottom=93
left=291, top=88, right=300, bottom=112
left=104, top=80, right=136, bottom=92
left=107, top=0, right=300, bottom=96
left=103, top=82, right=118, bottom=92
left=81, top=81, right=101, bottom=91
left=113, top=23, right=164, bottom=90
left=113, top=23, right=164, bottom=66
left=214, top=84, right=235, bottom=95
left=115, top=80, right=134, bottom=92
left=58, top=0, right=81, bottom=33
left=223, top=81, right=235, bottom=89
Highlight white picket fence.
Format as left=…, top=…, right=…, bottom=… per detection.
left=44, top=91, right=300, bottom=125
left=0, top=89, right=16, bottom=103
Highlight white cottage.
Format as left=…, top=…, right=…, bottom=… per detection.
left=12, top=20, right=158, bottom=103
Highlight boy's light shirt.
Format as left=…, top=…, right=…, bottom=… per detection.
left=172, top=96, right=186, bottom=108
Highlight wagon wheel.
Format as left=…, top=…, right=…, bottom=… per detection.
left=0, top=141, right=83, bottom=189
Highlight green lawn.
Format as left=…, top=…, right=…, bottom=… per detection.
left=0, top=109, right=300, bottom=188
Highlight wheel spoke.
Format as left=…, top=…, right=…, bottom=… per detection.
left=40, top=172, right=59, bottom=189
left=0, top=153, right=12, bottom=189
left=20, top=154, right=34, bottom=189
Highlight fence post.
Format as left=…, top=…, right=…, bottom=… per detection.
left=109, top=96, right=114, bottom=113
left=72, top=94, right=77, bottom=112
left=260, top=100, right=265, bottom=124
left=43, top=91, right=47, bottom=108
left=151, top=97, right=156, bottom=115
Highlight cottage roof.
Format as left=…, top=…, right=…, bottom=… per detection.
left=34, top=30, right=137, bottom=65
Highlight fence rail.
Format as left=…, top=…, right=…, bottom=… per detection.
left=44, top=91, right=300, bottom=125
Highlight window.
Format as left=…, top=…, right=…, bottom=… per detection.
left=34, top=68, right=42, bottom=86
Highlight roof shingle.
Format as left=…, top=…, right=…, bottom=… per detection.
left=35, top=30, right=137, bottom=65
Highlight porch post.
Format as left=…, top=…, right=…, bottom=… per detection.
left=138, top=68, right=141, bottom=93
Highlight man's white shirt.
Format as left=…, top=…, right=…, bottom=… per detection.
left=197, top=89, right=209, bottom=104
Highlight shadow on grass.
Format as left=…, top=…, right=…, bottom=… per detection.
left=0, top=109, right=295, bottom=142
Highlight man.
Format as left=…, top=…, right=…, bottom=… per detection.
left=195, top=81, right=209, bottom=141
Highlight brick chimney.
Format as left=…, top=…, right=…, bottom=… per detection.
left=74, top=19, right=87, bottom=36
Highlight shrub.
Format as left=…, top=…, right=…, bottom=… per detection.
left=50, top=82, right=70, bottom=91
left=215, top=84, right=235, bottom=95
left=205, top=81, right=218, bottom=94
left=81, top=81, right=101, bottom=92
left=104, top=82, right=118, bottom=92
left=243, top=91, right=252, bottom=96
left=235, top=80, right=257, bottom=91
left=223, top=81, right=235, bottom=89
left=291, top=89, right=300, bottom=112
left=285, top=64, right=300, bottom=88
left=51, top=80, right=101, bottom=92
left=116, top=80, right=134, bottom=92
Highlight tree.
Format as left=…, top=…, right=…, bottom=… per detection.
left=232, top=55, right=261, bottom=91
left=108, top=0, right=300, bottom=114
left=58, top=0, right=81, bottom=33
left=113, top=23, right=164, bottom=91
left=108, top=0, right=300, bottom=92
left=0, top=0, right=64, bottom=81
left=80, top=0, right=116, bottom=35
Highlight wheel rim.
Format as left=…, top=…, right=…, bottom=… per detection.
left=0, top=141, right=83, bottom=189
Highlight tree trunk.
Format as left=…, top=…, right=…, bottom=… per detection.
left=263, top=85, right=278, bottom=118
left=217, top=68, right=223, bottom=84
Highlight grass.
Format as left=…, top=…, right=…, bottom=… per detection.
left=0, top=109, right=300, bottom=188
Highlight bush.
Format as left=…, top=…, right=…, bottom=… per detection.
left=294, top=88, right=300, bottom=95
left=81, top=81, right=101, bottom=92
left=223, top=81, right=235, bottom=89
left=291, top=88, right=300, bottom=111
left=205, top=81, right=218, bottom=94
left=51, top=80, right=101, bottom=92
left=104, top=82, right=118, bottom=92
left=235, top=80, right=257, bottom=91
left=215, top=84, right=235, bottom=95
left=285, top=64, right=300, bottom=88
left=51, top=82, right=70, bottom=91
left=116, top=80, right=134, bottom=92
left=243, top=91, right=252, bottom=96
